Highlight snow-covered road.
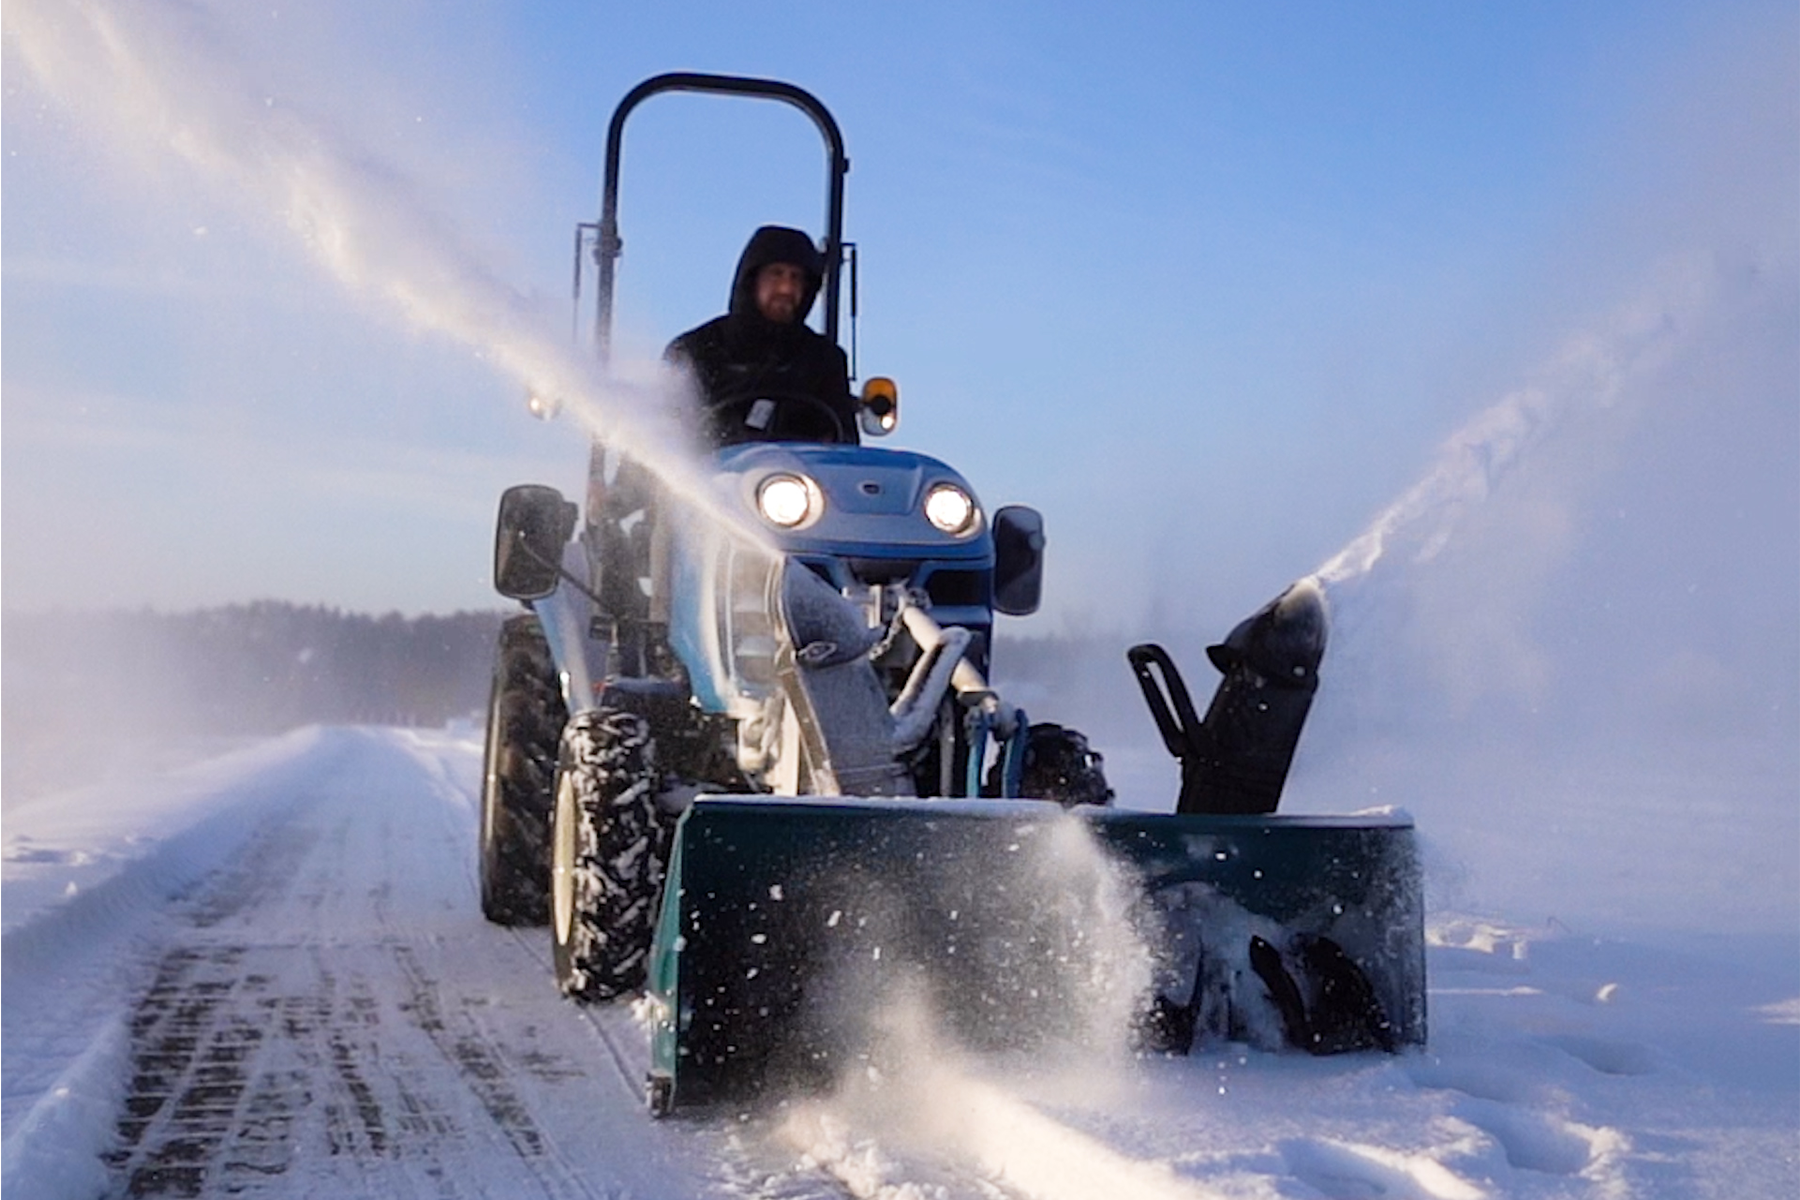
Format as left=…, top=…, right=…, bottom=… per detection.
left=4, top=726, right=1795, bottom=1198
left=4, top=728, right=778, bottom=1198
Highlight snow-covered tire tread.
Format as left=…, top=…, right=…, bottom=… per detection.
left=552, top=708, right=669, bottom=1003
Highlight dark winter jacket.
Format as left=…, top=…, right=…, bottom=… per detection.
left=666, top=226, right=858, bottom=448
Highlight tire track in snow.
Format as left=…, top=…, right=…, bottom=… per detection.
left=386, top=939, right=598, bottom=1196
left=103, top=786, right=328, bottom=1195
left=95, top=730, right=634, bottom=1198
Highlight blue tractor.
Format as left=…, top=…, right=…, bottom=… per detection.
left=479, top=75, right=1425, bottom=1114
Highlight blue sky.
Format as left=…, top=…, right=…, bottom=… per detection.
left=3, top=0, right=1794, bottom=653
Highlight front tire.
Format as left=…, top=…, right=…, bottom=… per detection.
left=479, top=615, right=568, bottom=925
left=1015, top=723, right=1114, bottom=808
left=551, top=708, right=670, bottom=1002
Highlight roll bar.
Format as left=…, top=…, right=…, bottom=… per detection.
left=590, top=73, right=849, bottom=364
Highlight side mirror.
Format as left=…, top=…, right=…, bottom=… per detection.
left=858, top=376, right=899, bottom=437
left=992, top=505, right=1045, bottom=616
left=494, top=484, right=578, bottom=601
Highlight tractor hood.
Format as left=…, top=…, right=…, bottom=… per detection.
left=711, top=442, right=992, bottom=561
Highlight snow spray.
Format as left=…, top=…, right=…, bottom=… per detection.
left=780, top=1050, right=1217, bottom=1200
left=772, top=812, right=1185, bottom=1196
left=3, top=0, right=772, bottom=553
left=1288, top=243, right=1797, bottom=930
left=1306, top=258, right=1720, bottom=599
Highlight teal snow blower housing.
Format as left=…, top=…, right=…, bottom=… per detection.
left=476, top=73, right=1426, bottom=1115
left=643, top=800, right=1423, bottom=1110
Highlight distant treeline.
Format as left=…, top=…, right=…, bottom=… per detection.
left=0, top=601, right=1157, bottom=741
left=3, top=602, right=511, bottom=739
left=0, top=601, right=1175, bottom=802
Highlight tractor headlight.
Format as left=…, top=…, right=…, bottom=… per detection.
left=757, top=473, right=821, bottom=529
left=923, top=483, right=978, bottom=536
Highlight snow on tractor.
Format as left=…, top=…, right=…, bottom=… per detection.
left=479, top=74, right=1425, bottom=1114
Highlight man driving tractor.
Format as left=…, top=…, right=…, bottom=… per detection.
left=666, top=225, right=860, bottom=447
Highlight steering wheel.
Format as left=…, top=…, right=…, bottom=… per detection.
left=706, top=390, right=849, bottom=447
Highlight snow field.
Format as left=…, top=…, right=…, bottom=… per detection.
left=3, top=727, right=1795, bottom=1198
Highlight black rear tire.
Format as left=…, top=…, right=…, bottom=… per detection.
left=479, top=615, right=568, bottom=925
left=551, top=708, right=670, bottom=1002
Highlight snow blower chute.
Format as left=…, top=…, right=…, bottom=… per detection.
left=477, top=74, right=1426, bottom=1114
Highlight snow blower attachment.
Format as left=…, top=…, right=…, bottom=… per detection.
left=479, top=73, right=1426, bottom=1115
left=642, top=797, right=1425, bottom=1111
left=638, top=576, right=1422, bottom=1112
